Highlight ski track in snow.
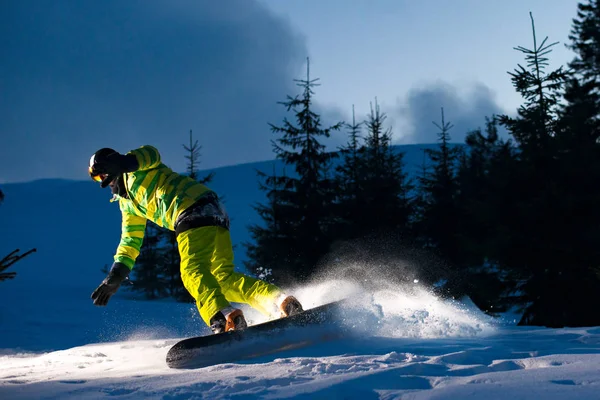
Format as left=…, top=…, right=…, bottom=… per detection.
left=1, top=281, right=600, bottom=400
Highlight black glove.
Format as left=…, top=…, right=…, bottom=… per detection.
left=93, top=153, right=139, bottom=188
left=91, top=262, right=131, bottom=306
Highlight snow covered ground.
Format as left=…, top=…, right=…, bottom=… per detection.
left=1, top=278, right=599, bottom=399
left=1, top=160, right=600, bottom=399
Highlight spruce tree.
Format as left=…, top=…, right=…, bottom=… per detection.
left=246, top=58, right=343, bottom=285
left=537, top=0, right=600, bottom=327
left=183, top=129, right=214, bottom=184
left=359, top=99, right=413, bottom=235
left=456, top=116, right=518, bottom=313
left=497, top=13, right=577, bottom=326
left=546, top=77, right=600, bottom=326
left=411, top=150, right=430, bottom=231
left=245, top=165, right=296, bottom=283
left=130, top=221, right=167, bottom=299
left=457, top=116, right=502, bottom=264
left=414, top=108, right=462, bottom=289
left=332, top=101, right=413, bottom=244
left=563, top=0, right=600, bottom=146
left=499, top=12, right=567, bottom=155
left=332, top=104, right=365, bottom=240
left=567, top=0, right=600, bottom=81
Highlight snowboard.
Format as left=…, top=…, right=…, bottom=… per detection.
left=166, top=298, right=349, bottom=369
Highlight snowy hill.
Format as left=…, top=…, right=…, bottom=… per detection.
left=3, top=326, right=600, bottom=399
left=2, top=281, right=599, bottom=399
left=1, top=144, right=599, bottom=399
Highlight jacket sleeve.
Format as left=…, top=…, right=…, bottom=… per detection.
left=127, top=145, right=162, bottom=171
left=114, top=209, right=147, bottom=270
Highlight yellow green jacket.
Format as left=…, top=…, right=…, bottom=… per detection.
left=113, top=145, right=212, bottom=269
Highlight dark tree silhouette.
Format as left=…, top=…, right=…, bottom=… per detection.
left=246, top=58, right=343, bottom=285
left=184, top=129, right=214, bottom=184
left=0, top=189, right=36, bottom=282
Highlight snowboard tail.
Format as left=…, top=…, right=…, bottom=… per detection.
left=166, top=299, right=348, bottom=369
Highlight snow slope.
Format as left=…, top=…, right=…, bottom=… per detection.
left=1, top=279, right=599, bottom=399
left=1, top=148, right=600, bottom=399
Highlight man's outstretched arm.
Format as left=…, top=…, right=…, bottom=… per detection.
left=91, top=211, right=147, bottom=306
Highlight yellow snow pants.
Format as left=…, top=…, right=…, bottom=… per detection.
left=177, top=225, right=282, bottom=325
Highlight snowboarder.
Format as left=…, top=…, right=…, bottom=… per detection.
left=88, top=145, right=303, bottom=333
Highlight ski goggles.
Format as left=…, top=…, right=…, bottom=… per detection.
left=88, top=166, right=107, bottom=183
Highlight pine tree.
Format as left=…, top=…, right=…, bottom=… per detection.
left=183, top=129, right=214, bottom=184
left=457, top=116, right=503, bottom=262
left=333, top=101, right=413, bottom=243
left=158, top=226, right=191, bottom=302
left=563, top=0, right=600, bottom=145
left=332, top=104, right=364, bottom=240
left=414, top=108, right=462, bottom=289
left=455, top=116, right=518, bottom=313
left=496, top=13, right=583, bottom=327
left=499, top=12, right=567, bottom=155
left=129, top=222, right=167, bottom=299
left=411, top=150, right=430, bottom=231
left=495, top=12, right=566, bottom=272
left=327, top=101, right=416, bottom=284
left=567, top=0, right=600, bottom=82
left=544, top=77, right=600, bottom=326
left=246, top=58, right=343, bottom=285
left=245, top=164, right=296, bottom=283
left=527, top=0, right=600, bottom=327
left=359, top=99, right=413, bottom=234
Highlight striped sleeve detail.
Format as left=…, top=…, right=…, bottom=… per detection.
left=131, top=170, right=160, bottom=207
left=114, top=210, right=147, bottom=270
left=128, top=145, right=162, bottom=171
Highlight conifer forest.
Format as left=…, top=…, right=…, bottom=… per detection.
left=123, top=2, right=600, bottom=329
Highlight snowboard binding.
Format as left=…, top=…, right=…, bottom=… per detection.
left=210, top=308, right=248, bottom=334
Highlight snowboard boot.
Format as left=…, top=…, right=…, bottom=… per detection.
left=279, top=296, right=304, bottom=317
left=209, top=307, right=248, bottom=334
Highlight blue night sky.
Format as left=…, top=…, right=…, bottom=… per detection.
left=1, top=0, right=579, bottom=183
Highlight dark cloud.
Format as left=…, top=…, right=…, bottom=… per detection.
left=0, top=0, right=308, bottom=183
left=396, top=82, right=509, bottom=144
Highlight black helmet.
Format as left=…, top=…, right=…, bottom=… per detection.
left=88, top=148, right=118, bottom=182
